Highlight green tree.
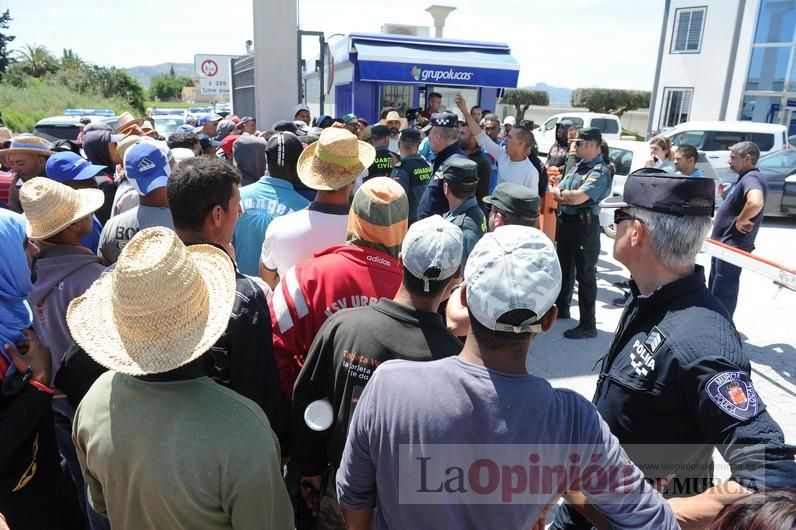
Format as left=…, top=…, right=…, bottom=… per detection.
left=149, top=69, right=193, bottom=101
left=15, top=43, right=57, bottom=77
left=571, top=88, right=651, bottom=118
left=500, top=89, right=549, bottom=121
left=0, top=9, right=15, bottom=78
left=60, top=48, right=83, bottom=72
left=91, top=66, right=146, bottom=113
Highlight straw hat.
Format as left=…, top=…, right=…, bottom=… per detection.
left=116, top=111, right=144, bottom=136
left=296, top=127, right=375, bottom=191
left=379, top=110, right=408, bottom=130
left=20, top=177, right=104, bottom=240
left=3, top=134, right=52, bottom=158
left=66, top=227, right=236, bottom=376
left=0, top=127, right=13, bottom=144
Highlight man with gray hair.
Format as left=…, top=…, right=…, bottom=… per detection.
left=709, top=141, right=767, bottom=317
left=552, top=168, right=795, bottom=530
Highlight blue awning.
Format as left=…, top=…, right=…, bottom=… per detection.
left=351, top=38, right=520, bottom=88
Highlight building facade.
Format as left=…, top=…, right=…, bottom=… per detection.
left=650, top=0, right=796, bottom=134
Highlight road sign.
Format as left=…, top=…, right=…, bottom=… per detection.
left=194, top=54, right=237, bottom=96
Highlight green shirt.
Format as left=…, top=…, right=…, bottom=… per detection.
left=558, top=155, right=612, bottom=215
left=73, top=372, right=293, bottom=530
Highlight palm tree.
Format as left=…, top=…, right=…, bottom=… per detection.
left=15, top=43, right=56, bottom=77
left=60, top=48, right=83, bottom=72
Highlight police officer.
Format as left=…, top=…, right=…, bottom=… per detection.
left=551, top=169, right=796, bottom=530
left=390, top=128, right=432, bottom=224
left=417, top=112, right=469, bottom=219
left=442, top=157, right=484, bottom=269
left=483, top=182, right=540, bottom=231
left=366, top=124, right=397, bottom=180
left=550, top=127, right=611, bottom=339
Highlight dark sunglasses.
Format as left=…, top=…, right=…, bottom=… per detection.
left=614, top=210, right=644, bottom=225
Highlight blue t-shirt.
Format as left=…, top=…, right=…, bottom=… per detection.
left=336, top=356, right=676, bottom=530
left=233, top=177, right=310, bottom=276
left=711, top=168, right=768, bottom=251
left=80, top=215, right=103, bottom=254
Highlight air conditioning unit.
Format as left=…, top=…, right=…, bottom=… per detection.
left=381, top=24, right=430, bottom=37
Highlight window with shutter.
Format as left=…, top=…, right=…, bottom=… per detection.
left=671, top=7, right=707, bottom=53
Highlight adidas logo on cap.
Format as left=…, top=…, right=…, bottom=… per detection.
left=137, top=157, right=156, bottom=173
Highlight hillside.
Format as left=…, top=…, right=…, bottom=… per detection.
left=524, top=82, right=573, bottom=105
left=126, top=63, right=196, bottom=88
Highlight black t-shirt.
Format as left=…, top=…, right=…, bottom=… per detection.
left=711, top=169, right=768, bottom=251
left=290, top=298, right=463, bottom=474
left=367, top=147, right=397, bottom=179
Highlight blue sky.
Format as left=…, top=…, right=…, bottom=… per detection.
left=4, top=0, right=663, bottom=90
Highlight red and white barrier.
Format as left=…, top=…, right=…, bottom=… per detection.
left=702, top=239, right=796, bottom=292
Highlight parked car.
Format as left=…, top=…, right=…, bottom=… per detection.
left=34, top=109, right=119, bottom=142
left=598, top=140, right=722, bottom=238
left=660, top=121, right=788, bottom=171
left=534, top=112, right=623, bottom=154
left=716, top=148, right=796, bottom=217
left=153, top=114, right=187, bottom=139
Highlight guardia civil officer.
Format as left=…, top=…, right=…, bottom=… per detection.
left=390, top=128, right=433, bottom=224
left=551, top=169, right=796, bottom=530
left=549, top=127, right=612, bottom=339
left=366, top=124, right=397, bottom=180
left=442, top=157, right=484, bottom=269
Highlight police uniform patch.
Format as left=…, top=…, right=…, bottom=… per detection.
left=706, top=371, right=759, bottom=421
left=643, top=327, right=665, bottom=354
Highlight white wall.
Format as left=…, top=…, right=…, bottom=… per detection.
left=652, top=0, right=743, bottom=128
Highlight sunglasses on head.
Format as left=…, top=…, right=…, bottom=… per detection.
left=614, top=210, right=644, bottom=225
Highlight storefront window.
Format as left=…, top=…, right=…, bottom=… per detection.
left=740, top=95, right=783, bottom=123
left=754, top=0, right=796, bottom=44
left=433, top=86, right=479, bottom=119
left=745, top=46, right=791, bottom=91
left=380, top=85, right=413, bottom=117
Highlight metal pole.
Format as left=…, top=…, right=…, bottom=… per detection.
left=297, top=30, right=303, bottom=103
left=319, top=35, right=326, bottom=116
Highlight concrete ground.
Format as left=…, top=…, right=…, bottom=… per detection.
left=530, top=216, right=796, bottom=479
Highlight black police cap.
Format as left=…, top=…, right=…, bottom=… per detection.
left=429, top=112, right=458, bottom=128
left=483, top=182, right=540, bottom=220
left=601, top=168, right=715, bottom=216
left=370, top=124, right=390, bottom=138
left=575, top=127, right=602, bottom=143
left=442, top=158, right=479, bottom=192
left=399, top=127, right=421, bottom=143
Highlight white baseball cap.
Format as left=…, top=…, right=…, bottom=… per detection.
left=401, top=215, right=463, bottom=292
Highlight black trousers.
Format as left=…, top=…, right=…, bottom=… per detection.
left=555, top=217, right=601, bottom=328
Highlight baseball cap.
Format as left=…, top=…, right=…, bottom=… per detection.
left=503, top=116, right=516, bottom=126
left=293, top=103, right=310, bottom=117
left=465, top=225, right=562, bottom=333
left=176, top=124, right=195, bottom=133
left=370, top=124, right=390, bottom=138
left=266, top=132, right=303, bottom=179
left=601, top=168, right=715, bottom=216
left=574, top=127, right=602, bottom=143
left=238, top=116, right=255, bottom=127
left=342, top=113, right=358, bottom=124
left=197, top=113, right=222, bottom=126
left=399, top=128, right=421, bottom=143
left=46, top=151, right=106, bottom=183
left=401, top=215, right=463, bottom=292
left=483, top=182, right=540, bottom=221
left=429, top=112, right=458, bottom=128
left=442, top=158, right=479, bottom=193
left=220, top=134, right=239, bottom=158
left=124, top=141, right=171, bottom=196
left=196, top=134, right=221, bottom=149
left=273, top=120, right=298, bottom=134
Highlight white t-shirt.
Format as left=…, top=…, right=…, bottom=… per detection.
left=477, top=132, right=539, bottom=191
left=260, top=203, right=349, bottom=276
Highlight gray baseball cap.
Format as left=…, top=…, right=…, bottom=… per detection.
left=465, top=225, right=561, bottom=333
left=401, top=215, right=463, bottom=292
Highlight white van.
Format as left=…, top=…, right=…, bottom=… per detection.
left=660, top=121, right=788, bottom=171
left=534, top=112, right=622, bottom=154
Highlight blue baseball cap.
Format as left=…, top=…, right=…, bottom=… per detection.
left=45, top=151, right=106, bottom=183
left=124, top=141, right=171, bottom=195
left=175, top=124, right=194, bottom=133
left=196, top=133, right=221, bottom=149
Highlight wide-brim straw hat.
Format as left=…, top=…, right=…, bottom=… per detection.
left=379, top=110, right=408, bottom=130
left=66, top=227, right=236, bottom=376
left=20, top=177, right=104, bottom=240
left=3, top=134, right=52, bottom=158
left=297, top=127, right=375, bottom=191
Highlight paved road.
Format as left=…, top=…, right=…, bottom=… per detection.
left=530, top=216, right=796, bottom=469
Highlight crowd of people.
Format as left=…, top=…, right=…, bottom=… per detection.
left=0, top=94, right=793, bottom=530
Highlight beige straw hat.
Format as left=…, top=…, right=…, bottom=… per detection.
left=20, top=177, right=104, bottom=240
left=296, top=127, right=375, bottom=191
left=66, top=227, right=236, bottom=376
left=379, top=110, right=408, bottom=130
left=3, top=134, right=52, bottom=157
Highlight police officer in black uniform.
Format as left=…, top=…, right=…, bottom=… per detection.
left=416, top=112, right=469, bottom=219
left=390, top=128, right=432, bottom=224
left=442, top=157, right=484, bottom=269
left=550, top=127, right=612, bottom=339
left=366, top=124, right=397, bottom=180
left=551, top=169, right=796, bottom=530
